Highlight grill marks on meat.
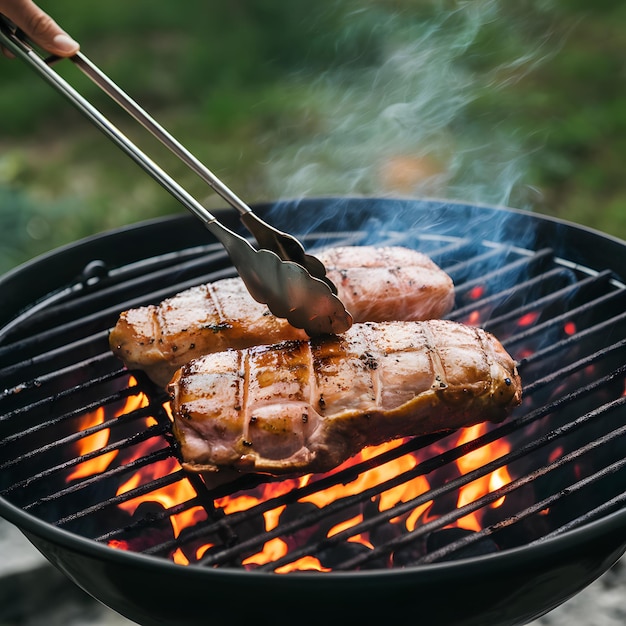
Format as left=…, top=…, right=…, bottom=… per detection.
left=109, top=246, right=455, bottom=386
left=110, top=278, right=306, bottom=388
left=168, top=320, right=521, bottom=477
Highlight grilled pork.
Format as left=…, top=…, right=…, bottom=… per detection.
left=109, top=246, right=455, bottom=386
left=168, top=320, right=521, bottom=477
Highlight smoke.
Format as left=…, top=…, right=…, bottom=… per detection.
left=265, top=1, right=550, bottom=210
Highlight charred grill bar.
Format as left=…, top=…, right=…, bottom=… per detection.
left=0, top=197, right=625, bottom=626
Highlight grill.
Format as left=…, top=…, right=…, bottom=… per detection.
left=1, top=196, right=626, bottom=626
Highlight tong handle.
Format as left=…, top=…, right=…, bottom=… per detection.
left=71, top=53, right=252, bottom=216
left=0, top=14, right=329, bottom=284
left=70, top=49, right=330, bottom=284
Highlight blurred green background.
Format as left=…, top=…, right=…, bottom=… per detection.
left=1, top=0, right=625, bottom=275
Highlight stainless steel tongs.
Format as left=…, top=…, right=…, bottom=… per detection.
left=0, top=16, right=353, bottom=336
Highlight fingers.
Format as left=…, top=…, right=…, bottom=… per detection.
left=1, top=0, right=79, bottom=57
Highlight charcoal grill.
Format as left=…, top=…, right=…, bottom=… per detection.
left=1, top=197, right=625, bottom=626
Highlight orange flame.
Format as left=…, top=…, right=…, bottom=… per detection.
left=173, top=547, right=190, bottom=565
left=67, top=380, right=516, bottom=570
left=65, top=377, right=149, bottom=482
left=328, top=513, right=374, bottom=549
left=115, top=457, right=207, bottom=538
left=276, top=556, right=330, bottom=573
left=243, top=537, right=289, bottom=567
left=65, top=406, right=118, bottom=482
left=467, top=310, right=481, bottom=325
left=454, top=424, right=512, bottom=531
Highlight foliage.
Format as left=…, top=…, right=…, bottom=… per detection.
left=1, top=0, right=625, bottom=274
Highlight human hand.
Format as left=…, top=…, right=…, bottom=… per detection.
left=0, top=0, right=79, bottom=57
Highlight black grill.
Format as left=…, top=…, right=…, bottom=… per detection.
left=1, top=198, right=625, bottom=579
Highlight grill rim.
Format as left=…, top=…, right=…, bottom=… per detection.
left=2, top=196, right=626, bottom=625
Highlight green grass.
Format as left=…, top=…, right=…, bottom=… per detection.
left=1, top=0, right=625, bottom=274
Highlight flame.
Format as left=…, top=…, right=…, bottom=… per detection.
left=328, top=513, right=363, bottom=538
left=173, top=548, right=190, bottom=565
left=65, top=407, right=117, bottom=481
left=454, top=424, right=512, bottom=532
left=243, top=537, right=289, bottom=567
left=329, top=514, right=375, bottom=549
left=196, top=543, right=214, bottom=560
left=66, top=377, right=149, bottom=482
left=301, top=439, right=415, bottom=510
left=264, top=504, right=287, bottom=532
left=116, top=460, right=207, bottom=539
left=469, top=285, right=485, bottom=300
left=489, top=466, right=511, bottom=508
left=548, top=446, right=564, bottom=463
left=69, top=376, right=517, bottom=570
left=276, top=556, right=330, bottom=573
left=467, top=310, right=481, bottom=325
left=113, top=398, right=208, bottom=540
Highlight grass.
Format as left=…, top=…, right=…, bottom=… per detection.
left=1, top=0, right=625, bottom=273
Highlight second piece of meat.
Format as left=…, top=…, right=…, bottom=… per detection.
left=109, top=246, right=455, bottom=386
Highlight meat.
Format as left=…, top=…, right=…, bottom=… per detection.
left=318, top=246, right=454, bottom=323
left=168, top=320, right=521, bottom=478
left=109, top=246, right=455, bottom=387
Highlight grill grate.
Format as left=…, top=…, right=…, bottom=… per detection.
left=1, top=210, right=626, bottom=572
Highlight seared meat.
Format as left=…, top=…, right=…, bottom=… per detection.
left=320, top=246, right=454, bottom=323
left=109, top=246, right=454, bottom=386
left=109, top=277, right=305, bottom=388
left=168, top=320, right=521, bottom=477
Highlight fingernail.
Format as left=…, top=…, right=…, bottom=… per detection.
left=52, top=34, right=80, bottom=54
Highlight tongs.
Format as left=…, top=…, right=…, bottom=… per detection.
left=0, top=16, right=353, bottom=336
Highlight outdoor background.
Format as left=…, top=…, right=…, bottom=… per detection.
left=0, top=2, right=625, bottom=624
left=1, top=0, right=625, bottom=275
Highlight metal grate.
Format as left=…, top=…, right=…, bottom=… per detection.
left=1, top=208, right=626, bottom=572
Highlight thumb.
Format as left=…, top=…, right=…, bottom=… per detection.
left=5, top=1, right=79, bottom=56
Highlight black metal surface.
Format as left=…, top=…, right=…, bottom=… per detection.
left=1, top=197, right=626, bottom=626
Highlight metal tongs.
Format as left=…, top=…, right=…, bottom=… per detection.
left=0, top=16, right=353, bottom=336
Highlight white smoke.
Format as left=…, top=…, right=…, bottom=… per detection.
left=265, top=1, right=549, bottom=209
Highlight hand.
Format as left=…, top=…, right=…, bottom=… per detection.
left=0, top=0, right=79, bottom=57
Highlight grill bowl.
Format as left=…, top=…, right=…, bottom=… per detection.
left=1, top=197, right=626, bottom=625
left=2, top=499, right=624, bottom=626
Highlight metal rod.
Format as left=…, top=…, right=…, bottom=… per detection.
left=450, top=267, right=572, bottom=322
left=520, top=315, right=626, bottom=373
left=453, top=248, right=554, bottom=301
left=70, top=53, right=252, bottom=217
left=415, top=441, right=626, bottom=565
left=533, top=491, right=626, bottom=542
left=53, top=469, right=188, bottom=528
left=2, top=425, right=169, bottom=498
left=22, top=443, right=172, bottom=510
left=506, top=289, right=626, bottom=349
